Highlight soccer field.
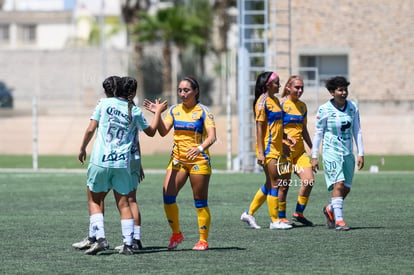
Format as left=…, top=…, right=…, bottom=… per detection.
left=0, top=171, right=413, bottom=274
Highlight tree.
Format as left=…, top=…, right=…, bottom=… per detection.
left=132, top=1, right=211, bottom=100
left=120, top=0, right=150, bottom=99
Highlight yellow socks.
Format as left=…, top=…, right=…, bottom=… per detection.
left=164, top=195, right=180, bottom=234
left=247, top=185, right=268, bottom=215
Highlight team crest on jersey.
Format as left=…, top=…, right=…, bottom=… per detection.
left=175, top=111, right=181, bottom=116
left=192, top=112, right=199, bottom=120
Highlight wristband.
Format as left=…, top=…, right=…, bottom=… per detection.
left=197, top=145, right=204, bottom=152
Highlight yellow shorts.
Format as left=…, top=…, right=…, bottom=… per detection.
left=289, top=151, right=312, bottom=173
left=167, top=158, right=212, bottom=175
left=265, top=155, right=291, bottom=175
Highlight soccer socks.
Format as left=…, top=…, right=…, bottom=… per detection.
left=133, top=225, right=141, bottom=240
left=247, top=185, right=268, bottom=215
left=163, top=195, right=180, bottom=234
left=266, top=188, right=279, bottom=222
left=295, top=195, right=309, bottom=215
left=121, top=219, right=134, bottom=246
left=90, top=213, right=105, bottom=240
left=331, top=197, right=344, bottom=222
left=278, top=201, right=287, bottom=219
left=195, top=200, right=210, bottom=242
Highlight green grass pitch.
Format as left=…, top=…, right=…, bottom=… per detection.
left=0, top=170, right=413, bottom=274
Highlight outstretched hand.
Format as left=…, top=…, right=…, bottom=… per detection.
left=144, top=98, right=167, bottom=113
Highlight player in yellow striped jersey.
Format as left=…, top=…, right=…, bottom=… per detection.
left=144, top=76, right=216, bottom=251
left=240, top=71, right=294, bottom=230
left=279, top=75, right=315, bottom=226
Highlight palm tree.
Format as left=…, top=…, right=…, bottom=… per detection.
left=132, top=2, right=211, bottom=99
left=120, top=0, right=150, bottom=99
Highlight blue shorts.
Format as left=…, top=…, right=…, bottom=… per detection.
left=130, top=158, right=141, bottom=190
left=322, top=153, right=355, bottom=191
left=87, top=163, right=133, bottom=195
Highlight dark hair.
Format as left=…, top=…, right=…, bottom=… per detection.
left=182, top=76, right=200, bottom=101
left=253, top=71, right=274, bottom=115
left=325, top=76, right=350, bottom=92
left=119, top=76, right=138, bottom=123
left=102, top=76, right=121, bottom=97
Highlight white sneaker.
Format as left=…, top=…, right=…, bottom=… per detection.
left=269, top=220, right=293, bottom=230
left=240, top=212, right=261, bottom=229
left=72, top=237, right=95, bottom=249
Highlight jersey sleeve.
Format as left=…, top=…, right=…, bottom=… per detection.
left=351, top=103, right=364, bottom=156
left=132, top=106, right=150, bottom=131
left=311, top=105, right=327, bottom=158
left=255, top=95, right=267, bottom=122
left=201, top=105, right=216, bottom=128
left=90, top=99, right=104, bottom=121
left=164, top=105, right=175, bottom=125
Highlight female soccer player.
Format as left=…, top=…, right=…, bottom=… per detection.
left=77, top=76, right=166, bottom=255
left=278, top=75, right=315, bottom=226
left=312, top=76, right=364, bottom=231
left=144, top=76, right=216, bottom=251
left=73, top=76, right=157, bottom=252
left=240, top=71, right=294, bottom=230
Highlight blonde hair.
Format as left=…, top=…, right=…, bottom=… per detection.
left=281, top=75, right=303, bottom=98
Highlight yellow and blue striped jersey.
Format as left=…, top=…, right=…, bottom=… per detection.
left=165, top=103, right=215, bottom=164
left=255, top=94, right=284, bottom=158
left=281, top=98, right=308, bottom=153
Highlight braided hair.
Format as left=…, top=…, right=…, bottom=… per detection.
left=102, top=75, right=121, bottom=98
left=119, top=76, right=138, bottom=124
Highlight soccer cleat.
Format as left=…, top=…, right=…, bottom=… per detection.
left=132, top=239, right=143, bottom=250
left=240, top=212, right=261, bottom=229
left=167, top=233, right=184, bottom=249
left=84, top=238, right=109, bottom=255
left=192, top=240, right=209, bottom=251
left=335, top=221, right=350, bottom=231
left=72, top=237, right=96, bottom=250
left=115, top=239, right=143, bottom=251
left=119, top=244, right=134, bottom=255
left=323, top=205, right=335, bottom=229
left=269, top=220, right=293, bottom=230
left=292, top=213, right=314, bottom=226
left=279, top=218, right=293, bottom=225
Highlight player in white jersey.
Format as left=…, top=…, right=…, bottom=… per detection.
left=76, top=76, right=166, bottom=255
left=311, top=76, right=364, bottom=231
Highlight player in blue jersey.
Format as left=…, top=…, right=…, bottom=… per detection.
left=77, top=76, right=166, bottom=255
left=312, top=76, right=364, bottom=231
left=278, top=75, right=315, bottom=226
left=240, top=71, right=294, bottom=230
left=144, top=76, right=216, bottom=251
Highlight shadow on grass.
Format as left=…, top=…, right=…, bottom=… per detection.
left=95, top=246, right=246, bottom=256
left=348, top=226, right=385, bottom=230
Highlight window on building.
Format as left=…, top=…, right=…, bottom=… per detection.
left=0, top=25, right=10, bottom=43
left=299, top=55, right=348, bottom=87
left=18, top=24, right=37, bottom=44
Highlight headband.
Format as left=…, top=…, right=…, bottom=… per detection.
left=184, top=77, right=199, bottom=88
left=266, top=72, right=278, bottom=85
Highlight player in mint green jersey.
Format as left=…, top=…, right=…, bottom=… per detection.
left=311, top=76, right=364, bottom=231
left=77, top=76, right=166, bottom=255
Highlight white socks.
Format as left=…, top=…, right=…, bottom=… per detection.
left=134, top=225, right=141, bottom=240
left=121, top=219, right=134, bottom=246
left=331, top=197, right=344, bottom=222
left=90, top=213, right=105, bottom=240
